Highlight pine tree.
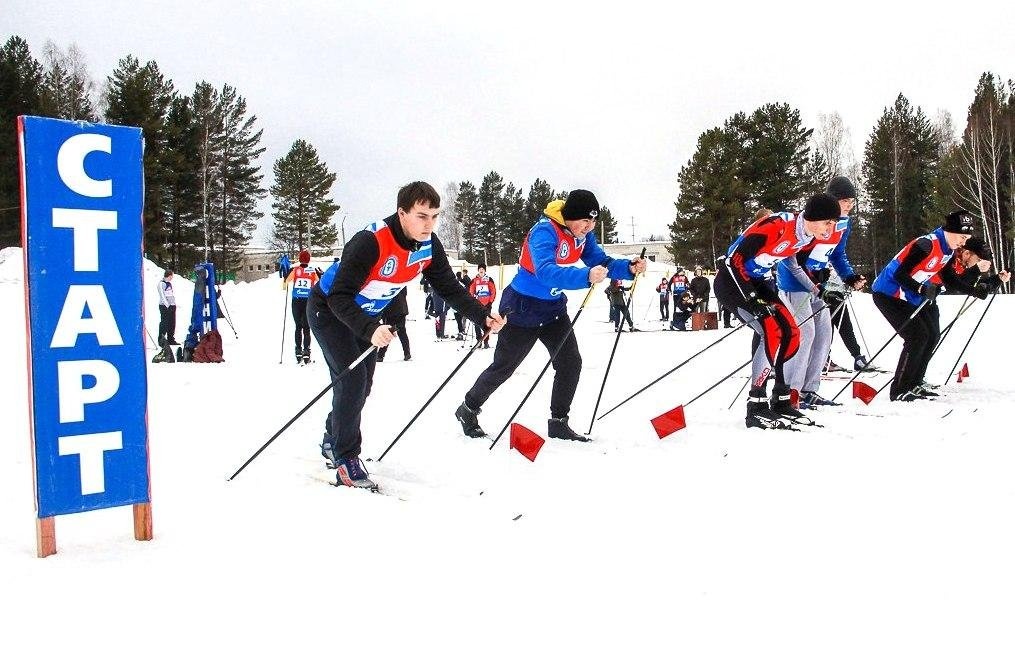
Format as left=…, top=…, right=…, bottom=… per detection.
left=213, top=84, right=266, bottom=273
left=268, top=139, right=340, bottom=254
left=668, top=126, right=748, bottom=266
left=597, top=205, right=618, bottom=244
left=497, top=182, right=526, bottom=263
left=862, top=94, right=940, bottom=272
left=742, top=103, right=824, bottom=211
left=0, top=35, right=43, bottom=247
left=162, top=95, right=203, bottom=269
left=104, top=55, right=176, bottom=263
left=524, top=178, right=555, bottom=224
left=39, top=41, right=96, bottom=121
left=437, top=181, right=461, bottom=252
left=456, top=181, right=480, bottom=262
left=476, top=171, right=504, bottom=264
left=189, top=81, right=223, bottom=263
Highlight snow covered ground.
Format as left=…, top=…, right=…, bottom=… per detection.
left=2, top=246, right=1014, bottom=657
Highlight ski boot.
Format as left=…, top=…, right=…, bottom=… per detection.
left=771, top=385, right=816, bottom=426
left=335, top=456, right=378, bottom=491
left=801, top=390, right=841, bottom=408
left=303, top=349, right=311, bottom=365
left=745, top=389, right=791, bottom=430
left=548, top=416, right=591, bottom=442
left=455, top=402, right=487, bottom=438
left=853, top=355, right=870, bottom=372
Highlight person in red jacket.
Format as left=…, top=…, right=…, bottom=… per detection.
left=284, top=250, right=320, bottom=364
left=468, top=264, right=498, bottom=347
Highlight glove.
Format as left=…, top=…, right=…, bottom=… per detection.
left=821, top=288, right=845, bottom=305
left=747, top=299, right=775, bottom=318
left=921, top=282, right=941, bottom=300
left=974, top=285, right=989, bottom=300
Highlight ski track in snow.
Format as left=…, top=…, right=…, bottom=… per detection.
left=2, top=246, right=1014, bottom=657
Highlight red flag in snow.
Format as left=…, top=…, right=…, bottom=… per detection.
left=651, top=405, right=686, bottom=439
left=509, top=423, right=545, bottom=462
left=961, top=363, right=970, bottom=378
left=790, top=388, right=800, bottom=409
left=852, top=381, right=877, bottom=405
left=957, top=372, right=964, bottom=383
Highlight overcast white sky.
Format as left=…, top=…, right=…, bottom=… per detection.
left=7, top=1, right=1014, bottom=243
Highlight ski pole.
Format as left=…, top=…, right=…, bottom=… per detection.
left=278, top=285, right=289, bottom=364
left=846, top=295, right=871, bottom=357
left=830, top=298, right=930, bottom=402
left=377, top=316, right=505, bottom=462
left=219, top=293, right=239, bottom=339
left=229, top=343, right=378, bottom=481
left=944, top=291, right=997, bottom=385
left=144, top=321, right=159, bottom=348
left=489, top=283, right=600, bottom=450
left=587, top=248, right=646, bottom=434
left=596, top=322, right=749, bottom=422
left=929, top=295, right=975, bottom=359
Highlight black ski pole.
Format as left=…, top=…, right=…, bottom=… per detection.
left=944, top=291, right=997, bottom=385
left=377, top=317, right=505, bottom=462
left=929, top=295, right=975, bottom=359
left=489, top=283, right=600, bottom=450
left=830, top=298, right=930, bottom=402
left=587, top=248, right=646, bottom=434
left=144, top=321, right=159, bottom=348
left=219, top=294, right=239, bottom=339
left=846, top=295, right=871, bottom=357
left=229, top=343, right=377, bottom=480
left=596, top=322, right=749, bottom=422
left=278, top=285, right=289, bottom=364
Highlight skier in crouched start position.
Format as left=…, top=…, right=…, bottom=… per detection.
left=309, top=182, right=505, bottom=489
left=713, top=193, right=840, bottom=429
left=454, top=189, right=647, bottom=442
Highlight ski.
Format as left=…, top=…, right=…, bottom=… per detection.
left=746, top=414, right=801, bottom=431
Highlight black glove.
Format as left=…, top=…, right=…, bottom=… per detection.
left=921, top=282, right=941, bottom=300
left=974, top=284, right=989, bottom=300
left=821, top=288, right=844, bottom=305
left=747, top=299, right=775, bottom=318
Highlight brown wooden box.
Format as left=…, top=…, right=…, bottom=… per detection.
left=691, top=311, right=718, bottom=331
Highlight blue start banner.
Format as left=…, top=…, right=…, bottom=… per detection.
left=19, top=116, right=150, bottom=518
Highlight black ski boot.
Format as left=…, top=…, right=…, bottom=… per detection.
left=303, top=348, right=311, bottom=365
left=770, top=384, right=816, bottom=426
left=548, top=417, right=591, bottom=442
left=455, top=402, right=487, bottom=438
left=745, top=388, right=791, bottom=430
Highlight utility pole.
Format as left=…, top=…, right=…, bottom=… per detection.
left=630, top=216, right=635, bottom=243
left=340, top=214, right=348, bottom=245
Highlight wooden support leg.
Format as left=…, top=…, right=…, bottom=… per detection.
left=37, top=516, right=56, bottom=558
left=133, top=503, right=153, bottom=541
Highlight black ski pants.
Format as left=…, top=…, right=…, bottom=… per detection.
left=613, top=303, right=634, bottom=330
left=158, top=304, right=176, bottom=345
left=465, top=314, right=581, bottom=420
left=293, top=297, right=311, bottom=355
left=873, top=293, right=939, bottom=399
left=659, top=297, right=669, bottom=320
left=309, top=293, right=377, bottom=460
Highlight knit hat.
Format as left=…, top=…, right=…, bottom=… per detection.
left=826, top=176, right=857, bottom=200
left=561, top=189, right=600, bottom=221
left=942, top=211, right=975, bottom=235
left=298, top=249, right=311, bottom=264
left=802, top=193, right=841, bottom=221
left=964, top=236, right=992, bottom=260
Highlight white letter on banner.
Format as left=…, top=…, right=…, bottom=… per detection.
left=51, top=285, right=124, bottom=348
left=58, top=432, right=123, bottom=495
left=57, top=360, right=121, bottom=423
left=51, top=208, right=118, bottom=272
left=57, top=133, right=112, bottom=198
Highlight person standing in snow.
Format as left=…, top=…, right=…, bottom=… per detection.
left=454, top=189, right=647, bottom=442
left=309, top=182, right=505, bottom=489
left=468, top=264, right=498, bottom=347
left=606, top=279, right=638, bottom=332
left=689, top=267, right=710, bottom=313
left=713, top=194, right=840, bottom=429
left=656, top=276, right=670, bottom=321
left=284, top=250, right=320, bottom=364
left=157, top=269, right=178, bottom=346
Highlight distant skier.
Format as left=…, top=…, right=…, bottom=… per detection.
left=454, top=189, right=647, bottom=442
left=309, top=182, right=503, bottom=489
left=655, top=276, right=670, bottom=320
left=606, top=279, right=637, bottom=332
left=713, top=194, right=840, bottom=429
left=284, top=250, right=319, bottom=364
left=468, top=264, right=498, bottom=347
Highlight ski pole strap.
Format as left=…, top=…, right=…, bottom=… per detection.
left=831, top=298, right=930, bottom=402
left=228, top=344, right=377, bottom=481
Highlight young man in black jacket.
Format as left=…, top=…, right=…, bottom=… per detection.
left=309, top=182, right=505, bottom=489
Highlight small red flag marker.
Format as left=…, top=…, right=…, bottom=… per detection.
left=852, top=381, right=877, bottom=405
left=509, top=423, right=545, bottom=462
left=650, top=405, right=686, bottom=439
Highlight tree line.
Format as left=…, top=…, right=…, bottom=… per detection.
left=439, top=174, right=619, bottom=265
left=669, top=74, right=1015, bottom=284
left=0, top=34, right=340, bottom=274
